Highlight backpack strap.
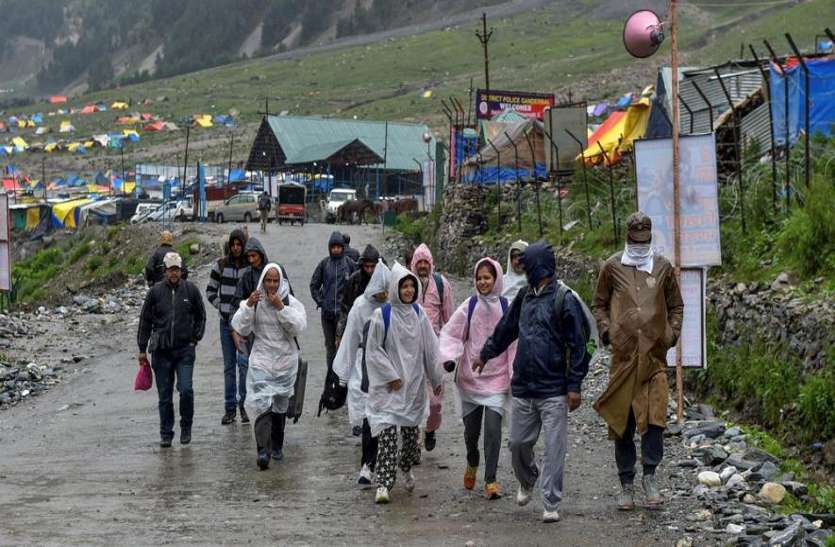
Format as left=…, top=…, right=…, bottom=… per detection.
left=433, top=272, right=444, bottom=303
left=464, top=295, right=478, bottom=343
left=499, top=296, right=509, bottom=314
left=382, top=303, right=420, bottom=348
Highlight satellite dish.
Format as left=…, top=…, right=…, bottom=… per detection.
left=623, top=10, right=665, bottom=58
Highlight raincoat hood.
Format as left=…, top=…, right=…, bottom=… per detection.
left=256, top=262, right=290, bottom=300
left=520, top=241, right=555, bottom=288
left=411, top=243, right=435, bottom=275
left=506, top=240, right=529, bottom=275
left=328, top=231, right=345, bottom=254
left=474, top=257, right=504, bottom=302
left=364, top=259, right=391, bottom=301
left=227, top=228, right=247, bottom=261
left=359, top=244, right=381, bottom=265
left=390, top=262, right=421, bottom=306
left=244, top=237, right=268, bottom=266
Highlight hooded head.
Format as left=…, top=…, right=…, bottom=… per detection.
left=390, top=262, right=421, bottom=306
left=520, top=241, right=556, bottom=288
left=474, top=257, right=504, bottom=300
left=359, top=244, right=382, bottom=277
left=160, top=230, right=174, bottom=246
left=328, top=231, right=345, bottom=258
left=227, top=228, right=247, bottom=261
left=244, top=237, right=268, bottom=270
left=626, top=211, right=652, bottom=243
left=364, top=259, right=391, bottom=303
left=507, top=240, right=529, bottom=276
left=257, top=262, right=290, bottom=300
left=411, top=243, right=434, bottom=280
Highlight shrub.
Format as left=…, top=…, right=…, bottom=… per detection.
left=776, top=177, right=835, bottom=279
left=68, top=241, right=92, bottom=264
left=86, top=256, right=103, bottom=273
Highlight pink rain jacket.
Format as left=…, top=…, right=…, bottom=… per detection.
left=439, top=257, right=514, bottom=396
left=411, top=244, right=454, bottom=336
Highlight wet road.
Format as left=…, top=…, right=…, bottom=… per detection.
left=0, top=222, right=681, bottom=545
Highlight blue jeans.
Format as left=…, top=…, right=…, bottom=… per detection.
left=151, top=346, right=196, bottom=440
left=220, top=318, right=247, bottom=410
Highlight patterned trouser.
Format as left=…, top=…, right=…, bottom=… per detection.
left=375, top=426, right=420, bottom=490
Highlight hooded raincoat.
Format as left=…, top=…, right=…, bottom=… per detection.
left=364, top=263, right=444, bottom=437
left=333, top=260, right=391, bottom=427
left=231, top=263, right=307, bottom=418
left=502, top=240, right=529, bottom=302
left=439, top=257, right=514, bottom=417
left=410, top=244, right=454, bottom=335
left=592, top=252, right=683, bottom=439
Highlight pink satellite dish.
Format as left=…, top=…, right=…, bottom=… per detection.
left=623, top=9, right=665, bottom=58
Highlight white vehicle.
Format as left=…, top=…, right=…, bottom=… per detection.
left=130, top=203, right=160, bottom=224
left=145, top=201, right=178, bottom=223
left=175, top=198, right=194, bottom=221
left=325, top=188, right=357, bottom=217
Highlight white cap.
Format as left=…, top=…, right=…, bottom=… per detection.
left=163, top=252, right=183, bottom=269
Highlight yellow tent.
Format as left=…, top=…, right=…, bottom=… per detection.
left=17, top=119, right=27, bottom=128
left=45, top=143, right=58, bottom=152
left=84, top=140, right=95, bottom=148
left=12, top=136, right=28, bottom=149
left=67, top=142, right=82, bottom=152
left=422, top=90, right=433, bottom=99
left=194, top=115, right=213, bottom=128
left=123, top=181, right=136, bottom=194
left=581, top=94, right=652, bottom=166
left=122, top=129, right=140, bottom=138
left=26, top=207, right=42, bottom=231
left=111, top=101, right=129, bottom=110
left=52, top=198, right=92, bottom=229
left=26, top=119, right=35, bottom=128
left=60, top=121, right=75, bottom=133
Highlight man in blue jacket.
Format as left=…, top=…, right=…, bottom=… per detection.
left=474, top=241, right=589, bottom=523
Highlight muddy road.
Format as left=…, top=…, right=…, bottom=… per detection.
left=0, top=222, right=689, bottom=546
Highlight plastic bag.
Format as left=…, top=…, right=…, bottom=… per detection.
left=134, top=360, right=153, bottom=391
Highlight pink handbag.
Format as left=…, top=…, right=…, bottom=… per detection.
left=134, top=359, right=153, bottom=391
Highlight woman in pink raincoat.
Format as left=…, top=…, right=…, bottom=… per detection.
left=439, top=257, right=514, bottom=499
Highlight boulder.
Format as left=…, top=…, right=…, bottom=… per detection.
left=698, top=471, right=722, bottom=487
left=725, top=474, right=748, bottom=490
left=759, top=482, right=787, bottom=504
left=720, top=466, right=739, bottom=482
left=683, top=420, right=725, bottom=439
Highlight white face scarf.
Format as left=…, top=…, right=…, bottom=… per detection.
left=621, top=243, right=654, bottom=274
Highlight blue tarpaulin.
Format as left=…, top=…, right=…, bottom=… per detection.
left=453, top=130, right=479, bottom=172
left=228, top=168, right=246, bottom=182
left=770, top=57, right=835, bottom=146
left=463, top=163, right=548, bottom=184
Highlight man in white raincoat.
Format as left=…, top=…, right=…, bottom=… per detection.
left=364, top=263, right=444, bottom=504
left=333, top=259, right=391, bottom=488
left=502, top=240, right=529, bottom=301
left=232, top=263, right=307, bottom=470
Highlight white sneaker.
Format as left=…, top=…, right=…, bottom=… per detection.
left=375, top=486, right=390, bottom=504
left=404, top=471, right=416, bottom=493
left=542, top=510, right=561, bottom=523
left=358, top=464, right=374, bottom=489
left=516, top=485, right=532, bottom=506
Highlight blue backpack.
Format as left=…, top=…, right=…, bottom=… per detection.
left=465, top=295, right=508, bottom=342
left=381, top=302, right=421, bottom=348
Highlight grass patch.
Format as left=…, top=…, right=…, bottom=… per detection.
left=86, top=256, right=103, bottom=273
left=67, top=241, right=92, bottom=264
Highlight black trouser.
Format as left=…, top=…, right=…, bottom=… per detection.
left=463, top=406, right=503, bottom=483
left=254, top=411, right=286, bottom=452
left=615, top=408, right=664, bottom=485
left=151, top=346, right=195, bottom=441
left=361, top=418, right=378, bottom=471
left=321, top=310, right=338, bottom=382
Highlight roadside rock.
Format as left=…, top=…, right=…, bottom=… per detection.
left=698, top=471, right=722, bottom=487
left=758, top=483, right=787, bottom=504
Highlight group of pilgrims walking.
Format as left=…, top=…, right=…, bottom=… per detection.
left=136, top=211, right=683, bottom=522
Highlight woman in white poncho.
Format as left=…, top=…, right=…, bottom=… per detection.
left=364, top=262, right=443, bottom=504
left=231, top=262, right=306, bottom=470
left=333, top=259, right=391, bottom=488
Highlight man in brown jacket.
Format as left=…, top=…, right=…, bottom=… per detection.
left=592, top=212, right=683, bottom=511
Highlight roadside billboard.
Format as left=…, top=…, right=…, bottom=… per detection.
left=476, top=89, right=555, bottom=120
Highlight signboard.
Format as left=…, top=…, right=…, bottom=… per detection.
left=544, top=105, right=587, bottom=171
left=476, top=89, right=555, bottom=120
left=635, top=134, right=722, bottom=267
left=666, top=268, right=707, bottom=369
left=0, top=194, right=10, bottom=291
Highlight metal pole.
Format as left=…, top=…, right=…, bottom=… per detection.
left=785, top=33, right=810, bottom=188
left=475, top=13, right=493, bottom=92
left=524, top=130, right=543, bottom=238
left=596, top=142, right=618, bottom=244
left=690, top=81, right=713, bottom=132
left=764, top=40, right=791, bottom=210
left=714, top=67, right=746, bottom=233
left=505, top=131, right=522, bottom=233
left=41, top=157, right=46, bottom=200
left=487, top=139, right=502, bottom=226
left=749, top=44, right=778, bottom=213
left=543, top=124, right=563, bottom=240
left=678, top=94, right=694, bottom=134
left=565, top=128, right=593, bottom=230
left=670, top=0, right=684, bottom=424
left=227, top=132, right=234, bottom=186
left=182, top=125, right=190, bottom=198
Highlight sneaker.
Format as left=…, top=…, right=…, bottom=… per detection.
left=404, top=471, right=416, bottom=493
left=542, top=510, right=561, bottom=523
left=375, top=486, right=390, bottom=504
left=358, top=464, right=374, bottom=489
left=516, top=485, right=532, bottom=506
left=160, top=437, right=173, bottom=448
left=424, top=431, right=436, bottom=452
left=484, top=482, right=501, bottom=500
left=271, top=448, right=284, bottom=461
left=257, top=448, right=270, bottom=470
left=239, top=405, right=250, bottom=424
left=180, top=428, right=191, bottom=445
left=463, top=465, right=478, bottom=490
left=617, top=483, right=635, bottom=511
left=642, top=474, right=664, bottom=508
left=221, top=408, right=236, bottom=425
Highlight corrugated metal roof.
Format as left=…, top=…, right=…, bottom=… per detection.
left=264, top=115, right=433, bottom=172
left=740, top=102, right=773, bottom=152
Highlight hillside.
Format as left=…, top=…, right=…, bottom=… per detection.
left=2, top=0, right=828, bottom=182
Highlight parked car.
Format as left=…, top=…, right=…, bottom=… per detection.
left=175, top=198, right=194, bottom=221
left=325, top=188, right=356, bottom=223
left=213, top=191, right=260, bottom=223
left=144, top=201, right=179, bottom=223
left=130, top=202, right=160, bottom=224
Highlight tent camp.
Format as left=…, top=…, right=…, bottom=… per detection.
left=771, top=56, right=835, bottom=145
left=51, top=198, right=93, bottom=229
left=59, top=121, right=75, bottom=133
left=462, top=118, right=547, bottom=184
left=581, top=90, right=653, bottom=166
left=111, top=101, right=129, bottom=110
left=194, top=114, right=213, bottom=128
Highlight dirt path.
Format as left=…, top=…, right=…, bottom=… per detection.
left=0, top=222, right=696, bottom=545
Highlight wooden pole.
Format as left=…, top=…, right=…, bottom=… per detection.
left=670, top=0, right=684, bottom=424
